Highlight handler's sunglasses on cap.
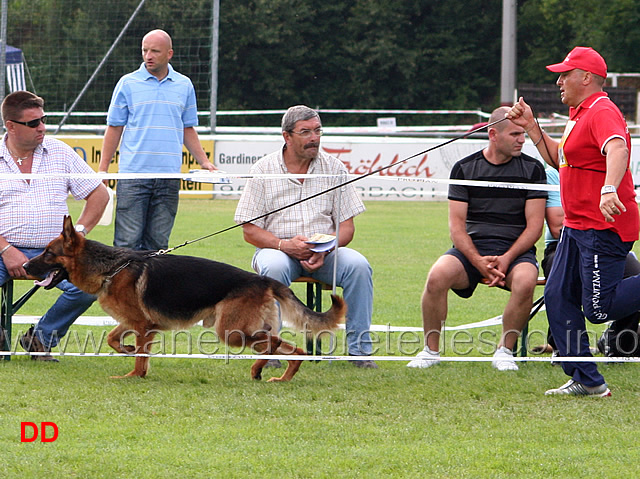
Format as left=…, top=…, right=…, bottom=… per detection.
left=9, top=116, right=47, bottom=128
left=290, top=127, right=323, bottom=138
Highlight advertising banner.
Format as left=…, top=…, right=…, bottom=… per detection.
left=61, top=136, right=217, bottom=198
left=59, top=135, right=640, bottom=201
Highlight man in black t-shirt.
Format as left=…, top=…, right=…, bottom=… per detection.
left=408, top=107, right=547, bottom=371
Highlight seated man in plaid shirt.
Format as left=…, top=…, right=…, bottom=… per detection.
left=234, top=105, right=376, bottom=368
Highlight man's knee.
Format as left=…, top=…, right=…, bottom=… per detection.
left=60, top=282, right=96, bottom=304
left=509, top=278, right=536, bottom=300
left=425, top=260, right=464, bottom=294
left=259, top=263, right=289, bottom=282
left=254, top=250, right=295, bottom=284
left=345, top=252, right=372, bottom=278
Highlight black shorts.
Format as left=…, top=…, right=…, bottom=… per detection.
left=444, top=239, right=538, bottom=299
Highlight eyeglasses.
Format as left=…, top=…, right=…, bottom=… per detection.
left=9, top=116, right=47, bottom=128
left=289, top=127, right=323, bottom=138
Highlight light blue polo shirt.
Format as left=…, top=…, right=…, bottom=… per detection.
left=545, top=167, right=561, bottom=246
left=106, top=63, right=199, bottom=173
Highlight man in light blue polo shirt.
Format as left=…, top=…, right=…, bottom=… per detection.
left=99, top=29, right=216, bottom=251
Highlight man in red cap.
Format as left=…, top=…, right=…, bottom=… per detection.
left=507, top=46, right=639, bottom=397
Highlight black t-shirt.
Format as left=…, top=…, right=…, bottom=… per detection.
left=448, top=150, right=547, bottom=242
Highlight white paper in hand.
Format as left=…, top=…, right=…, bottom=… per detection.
left=97, top=187, right=115, bottom=226
left=305, top=233, right=336, bottom=253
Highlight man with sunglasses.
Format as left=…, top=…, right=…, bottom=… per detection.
left=234, top=105, right=376, bottom=368
left=0, top=90, right=109, bottom=360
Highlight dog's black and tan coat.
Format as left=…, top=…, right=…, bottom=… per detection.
left=24, top=216, right=346, bottom=381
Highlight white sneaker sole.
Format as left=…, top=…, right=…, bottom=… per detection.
left=406, top=358, right=440, bottom=368
left=492, top=361, right=519, bottom=371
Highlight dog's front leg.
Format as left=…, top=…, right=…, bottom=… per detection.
left=109, top=325, right=155, bottom=379
left=107, top=323, right=136, bottom=354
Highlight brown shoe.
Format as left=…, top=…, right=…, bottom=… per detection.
left=19, top=326, right=59, bottom=363
left=31, top=352, right=59, bottom=362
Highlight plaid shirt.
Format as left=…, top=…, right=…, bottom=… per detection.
left=0, top=135, right=101, bottom=248
left=234, top=147, right=365, bottom=239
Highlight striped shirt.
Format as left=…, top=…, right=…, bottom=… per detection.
left=106, top=63, right=199, bottom=173
left=0, top=135, right=101, bottom=248
left=234, top=147, right=365, bottom=239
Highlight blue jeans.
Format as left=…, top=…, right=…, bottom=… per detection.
left=545, top=227, right=640, bottom=386
left=252, top=247, right=374, bottom=355
left=1, top=248, right=96, bottom=349
left=114, top=178, right=180, bottom=251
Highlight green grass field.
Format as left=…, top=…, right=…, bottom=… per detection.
left=3, top=199, right=640, bottom=478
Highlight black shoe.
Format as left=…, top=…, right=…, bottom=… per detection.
left=20, top=326, right=59, bottom=362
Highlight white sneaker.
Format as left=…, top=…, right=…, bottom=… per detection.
left=407, top=347, right=441, bottom=368
left=545, top=379, right=611, bottom=397
left=492, top=346, right=518, bottom=371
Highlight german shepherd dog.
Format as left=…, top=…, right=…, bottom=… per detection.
left=24, top=217, right=346, bottom=382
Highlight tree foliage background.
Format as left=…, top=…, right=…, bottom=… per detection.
left=5, top=0, right=640, bottom=126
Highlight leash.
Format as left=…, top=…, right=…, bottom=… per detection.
left=151, top=117, right=507, bottom=255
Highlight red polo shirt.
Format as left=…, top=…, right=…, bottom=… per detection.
left=558, top=92, right=639, bottom=242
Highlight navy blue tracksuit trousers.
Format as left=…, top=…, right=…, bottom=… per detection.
left=546, top=227, right=640, bottom=386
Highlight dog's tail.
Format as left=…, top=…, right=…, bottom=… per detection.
left=272, top=282, right=346, bottom=333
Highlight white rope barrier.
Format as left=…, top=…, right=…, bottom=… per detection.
left=2, top=350, right=638, bottom=363
left=9, top=314, right=506, bottom=331
left=0, top=171, right=561, bottom=193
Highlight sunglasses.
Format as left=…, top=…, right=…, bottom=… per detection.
left=9, top=116, right=47, bottom=128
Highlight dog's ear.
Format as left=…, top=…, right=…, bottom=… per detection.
left=62, top=215, right=79, bottom=250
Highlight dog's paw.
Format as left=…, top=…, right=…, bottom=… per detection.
left=110, top=371, right=146, bottom=379
left=266, top=376, right=290, bottom=383
left=250, top=364, right=264, bottom=380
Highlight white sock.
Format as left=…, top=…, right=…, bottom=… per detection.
left=423, top=345, right=440, bottom=356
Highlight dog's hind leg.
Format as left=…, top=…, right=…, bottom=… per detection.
left=267, top=338, right=306, bottom=383
left=249, top=332, right=282, bottom=381
left=250, top=358, right=269, bottom=381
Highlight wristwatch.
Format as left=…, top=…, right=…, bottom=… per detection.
left=75, top=224, right=87, bottom=236
left=601, top=185, right=617, bottom=195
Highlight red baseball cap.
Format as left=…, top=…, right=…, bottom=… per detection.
left=546, top=46, right=607, bottom=78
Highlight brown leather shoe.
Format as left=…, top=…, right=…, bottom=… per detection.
left=19, top=326, right=59, bottom=363
left=31, top=352, right=59, bottom=362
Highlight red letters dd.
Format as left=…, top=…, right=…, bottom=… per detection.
left=21, top=422, right=58, bottom=442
